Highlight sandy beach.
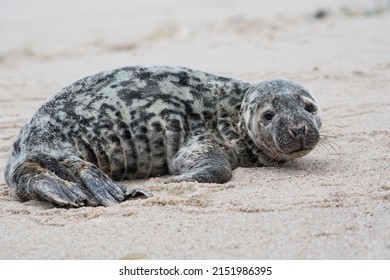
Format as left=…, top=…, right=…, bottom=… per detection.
left=0, top=0, right=389, bottom=259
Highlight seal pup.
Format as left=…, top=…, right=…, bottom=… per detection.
left=4, top=65, right=322, bottom=207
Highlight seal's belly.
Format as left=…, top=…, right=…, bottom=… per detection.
left=80, top=109, right=189, bottom=180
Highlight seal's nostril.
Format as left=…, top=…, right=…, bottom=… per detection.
left=290, top=125, right=306, bottom=137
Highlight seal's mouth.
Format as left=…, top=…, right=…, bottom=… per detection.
left=259, top=143, right=315, bottom=161
left=287, top=148, right=311, bottom=155
left=282, top=147, right=313, bottom=159
left=254, top=132, right=318, bottom=161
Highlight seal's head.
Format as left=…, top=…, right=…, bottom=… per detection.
left=242, top=79, right=322, bottom=163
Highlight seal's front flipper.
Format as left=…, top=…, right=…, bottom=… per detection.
left=168, top=142, right=233, bottom=184
left=168, top=161, right=232, bottom=184
left=124, top=187, right=153, bottom=199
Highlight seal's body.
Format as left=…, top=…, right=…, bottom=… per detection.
left=5, top=66, right=322, bottom=207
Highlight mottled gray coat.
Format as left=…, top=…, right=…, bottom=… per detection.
left=5, top=66, right=321, bottom=207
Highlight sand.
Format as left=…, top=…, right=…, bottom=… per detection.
left=0, top=0, right=389, bottom=259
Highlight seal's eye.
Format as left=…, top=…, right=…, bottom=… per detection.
left=263, top=112, right=274, bottom=122
left=304, top=104, right=315, bottom=113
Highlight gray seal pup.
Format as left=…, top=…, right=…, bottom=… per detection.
left=4, top=65, right=322, bottom=207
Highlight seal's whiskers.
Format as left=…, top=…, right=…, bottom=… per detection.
left=317, top=134, right=340, bottom=154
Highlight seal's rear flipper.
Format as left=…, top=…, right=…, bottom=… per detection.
left=9, top=161, right=98, bottom=207
left=7, top=156, right=151, bottom=207
left=30, top=174, right=98, bottom=207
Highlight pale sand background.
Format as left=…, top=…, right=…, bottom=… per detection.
left=0, top=0, right=389, bottom=259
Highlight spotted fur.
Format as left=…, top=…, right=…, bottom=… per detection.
left=4, top=65, right=322, bottom=207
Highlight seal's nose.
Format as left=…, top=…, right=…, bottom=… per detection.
left=289, top=125, right=307, bottom=138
